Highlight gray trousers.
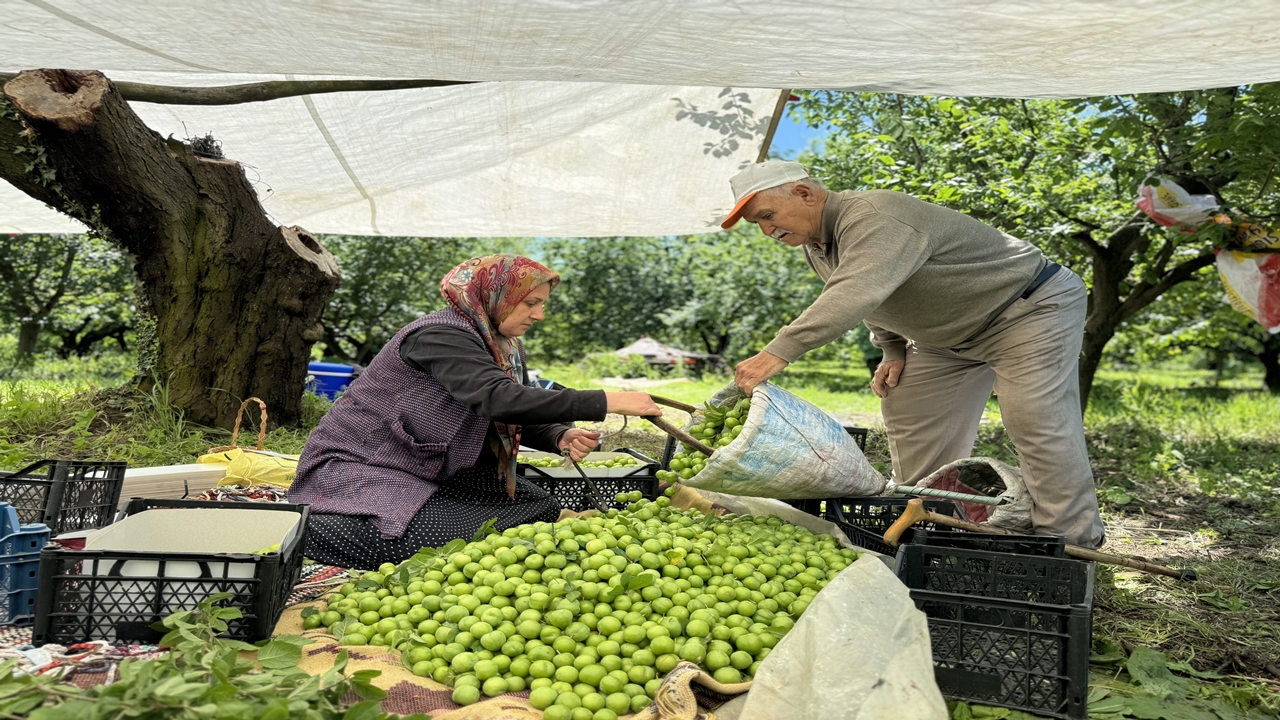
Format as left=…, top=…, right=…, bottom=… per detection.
left=881, top=268, right=1104, bottom=547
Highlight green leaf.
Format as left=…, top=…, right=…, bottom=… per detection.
left=342, top=701, right=383, bottom=720
left=1090, top=637, right=1127, bottom=665
left=472, top=517, right=499, bottom=541
left=1194, top=589, right=1247, bottom=611
left=331, top=616, right=357, bottom=640
left=627, top=573, right=657, bottom=591
left=349, top=669, right=387, bottom=701
left=256, top=638, right=307, bottom=669
left=1126, top=646, right=1185, bottom=699
left=300, top=606, right=320, bottom=619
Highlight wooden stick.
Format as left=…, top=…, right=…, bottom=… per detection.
left=644, top=415, right=714, bottom=456
left=884, top=498, right=1197, bottom=581
left=648, top=394, right=700, bottom=414
left=0, top=73, right=476, bottom=105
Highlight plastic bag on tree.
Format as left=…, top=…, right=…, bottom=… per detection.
left=1135, top=176, right=1218, bottom=227
left=1136, top=176, right=1280, bottom=334
left=679, top=382, right=884, bottom=499
left=1217, top=235, right=1280, bottom=335
left=739, top=553, right=947, bottom=720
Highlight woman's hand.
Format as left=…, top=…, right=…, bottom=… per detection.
left=605, top=392, right=662, bottom=416
left=871, top=358, right=905, bottom=398
left=559, top=428, right=602, bottom=461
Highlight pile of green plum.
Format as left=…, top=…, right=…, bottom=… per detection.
left=306, top=491, right=854, bottom=720
left=655, top=397, right=751, bottom=485
left=519, top=455, right=642, bottom=469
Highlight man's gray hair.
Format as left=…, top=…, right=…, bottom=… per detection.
left=756, top=176, right=827, bottom=198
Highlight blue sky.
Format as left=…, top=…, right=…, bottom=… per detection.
left=768, top=101, right=829, bottom=159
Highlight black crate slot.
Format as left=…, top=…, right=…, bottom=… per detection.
left=896, top=544, right=1092, bottom=720
left=33, top=499, right=308, bottom=644
left=0, top=460, right=126, bottom=535
left=898, top=545, right=1090, bottom=606
left=911, top=529, right=1066, bottom=558
left=524, top=448, right=659, bottom=512
left=824, top=497, right=959, bottom=555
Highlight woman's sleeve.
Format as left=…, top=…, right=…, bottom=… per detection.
left=400, top=324, right=608, bottom=424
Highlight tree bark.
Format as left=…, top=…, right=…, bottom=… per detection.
left=1260, top=332, right=1280, bottom=393
left=16, top=321, right=41, bottom=358
left=0, top=70, right=340, bottom=428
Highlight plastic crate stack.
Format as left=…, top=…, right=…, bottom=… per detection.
left=895, top=540, right=1094, bottom=720
left=0, top=459, right=126, bottom=535
left=0, top=502, right=50, bottom=626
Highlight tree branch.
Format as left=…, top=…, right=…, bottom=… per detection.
left=1118, top=252, right=1217, bottom=322
left=0, top=74, right=475, bottom=105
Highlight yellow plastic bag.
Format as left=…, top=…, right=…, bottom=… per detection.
left=196, top=397, right=299, bottom=489
left=198, top=448, right=298, bottom=489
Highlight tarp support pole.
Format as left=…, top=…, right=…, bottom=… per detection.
left=756, top=89, right=792, bottom=163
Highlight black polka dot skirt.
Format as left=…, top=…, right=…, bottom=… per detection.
left=304, top=465, right=562, bottom=570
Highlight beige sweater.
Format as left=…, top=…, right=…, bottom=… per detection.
left=763, top=190, right=1045, bottom=363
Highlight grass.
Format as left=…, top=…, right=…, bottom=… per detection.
left=2, top=352, right=1279, bottom=714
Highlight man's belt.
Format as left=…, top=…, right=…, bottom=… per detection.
left=1020, top=262, right=1062, bottom=300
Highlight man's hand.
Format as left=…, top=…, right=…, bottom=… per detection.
left=734, top=351, right=789, bottom=396
left=871, top=358, right=905, bottom=398
left=558, top=428, right=602, bottom=461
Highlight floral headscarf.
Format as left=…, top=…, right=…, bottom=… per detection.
left=441, top=254, right=560, bottom=498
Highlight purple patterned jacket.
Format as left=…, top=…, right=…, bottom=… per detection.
left=289, top=310, right=492, bottom=539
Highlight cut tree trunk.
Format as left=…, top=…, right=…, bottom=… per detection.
left=0, top=69, right=340, bottom=429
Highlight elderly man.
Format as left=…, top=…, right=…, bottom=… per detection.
left=725, top=161, right=1103, bottom=547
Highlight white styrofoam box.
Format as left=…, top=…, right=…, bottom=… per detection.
left=83, top=508, right=302, bottom=580
left=517, top=451, right=651, bottom=478
left=119, top=464, right=228, bottom=509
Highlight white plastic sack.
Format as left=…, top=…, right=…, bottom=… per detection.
left=680, top=382, right=885, bottom=500
left=739, top=553, right=947, bottom=720
left=913, top=457, right=1034, bottom=533
left=1135, top=176, right=1219, bottom=227
left=1217, top=246, right=1280, bottom=334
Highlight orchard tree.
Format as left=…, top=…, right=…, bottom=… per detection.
left=794, top=85, right=1280, bottom=407
left=0, top=233, right=78, bottom=360
left=530, top=237, right=688, bottom=362
left=0, top=70, right=463, bottom=428
left=1110, top=277, right=1280, bottom=392
left=317, top=235, right=483, bottom=364
left=44, top=235, right=135, bottom=357
left=661, top=229, right=822, bottom=359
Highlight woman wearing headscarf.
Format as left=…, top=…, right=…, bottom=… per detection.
left=289, top=254, right=661, bottom=569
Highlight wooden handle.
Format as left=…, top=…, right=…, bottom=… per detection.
left=884, top=498, right=1197, bottom=581
left=644, top=415, right=715, bottom=456
left=207, top=397, right=268, bottom=453
left=648, top=394, right=699, bottom=414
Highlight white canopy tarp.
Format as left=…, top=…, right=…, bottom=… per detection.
left=4, top=0, right=1280, bottom=237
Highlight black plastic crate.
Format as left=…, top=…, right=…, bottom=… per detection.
left=33, top=498, right=308, bottom=644
left=896, top=544, right=1093, bottom=720
left=0, top=460, right=126, bottom=535
left=523, top=448, right=659, bottom=512
left=824, top=497, right=959, bottom=554
left=911, top=529, right=1067, bottom=558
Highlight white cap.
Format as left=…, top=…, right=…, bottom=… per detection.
left=721, top=161, right=810, bottom=229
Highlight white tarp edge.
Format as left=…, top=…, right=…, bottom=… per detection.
left=4, top=0, right=1280, bottom=236
left=0, top=77, right=779, bottom=236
